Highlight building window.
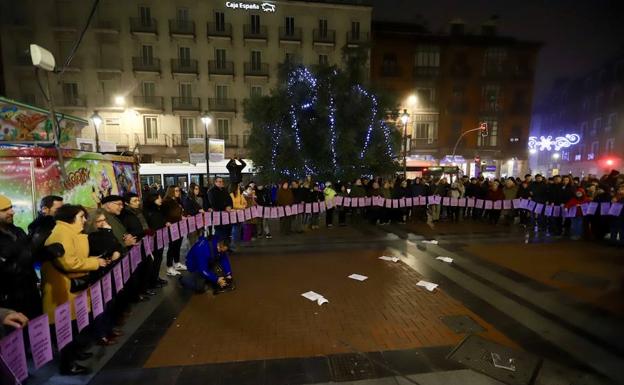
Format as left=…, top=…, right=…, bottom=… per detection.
left=215, top=49, right=226, bottom=67
left=215, top=11, right=225, bottom=31
left=179, top=47, right=191, bottom=65
left=139, top=6, right=152, bottom=25
left=216, top=85, right=228, bottom=100
left=589, top=141, right=599, bottom=159
left=318, top=19, right=328, bottom=37
left=62, top=82, right=79, bottom=104
left=606, top=113, right=617, bottom=132
left=416, top=88, right=434, bottom=106
left=381, top=53, right=398, bottom=76
left=580, top=122, right=588, bottom=137
left=605, top=138, right=615, bottom=153
left=318, top=54, right=328, bottom=66
left=478, top=118, right=498, bottom=146
left=176, top=7, right=189, bottom=23
left=592, top=118, right=601, bottom=135
left=179, top=82, right=192, bottom=98
left=413, top=114, right=438, bottom=144
left=180, top=117, right=195, bottom=140
left=482, top=84, right=501, bottom=112
left=351, top=21, right=360, bottom=39
left=141, top=45, right=153, bottom=63
left=561, top=151, right=569, bottom=161
left=285, top=16, right=295, bottom=35
left=250, top=14, right=260, bottom=34
left=251, top=50, right=262, bottom=70
left=217, top=118, right=230, bottom=139
left=144, top=115, right=158, bottom=139
left=142, top=82, right=155, bottom=97
left=250, top=86, right=262, bottom=97
left=415, top=45, right=439, bottom=67
left=483, top=47, right=506, bottom=74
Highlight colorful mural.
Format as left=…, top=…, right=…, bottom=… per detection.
left=113, top=162, right=140, bottom=196
left=0, top=97, right=85, bottom=148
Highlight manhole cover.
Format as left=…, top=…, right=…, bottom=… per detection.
left=441, top=315, right=486, bottom=334
left=551, top=271, right=610, bottom=289
left=447, top=335, right=540, bottom=385
left=328, top=353, right=377, bottom=382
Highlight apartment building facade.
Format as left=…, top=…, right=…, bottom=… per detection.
left=0, top=0, right=371, bottom=161
left=370, top=21, right=541, bottom=177
left=529, top=50, right=624, bottom=176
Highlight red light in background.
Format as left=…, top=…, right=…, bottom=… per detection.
left=606, top=159, right=614, bottom=166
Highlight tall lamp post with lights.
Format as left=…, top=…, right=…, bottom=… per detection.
left=201, top=113, right=213, bottom=187
left=90, top=111, right=102, bottom=152
left=400, top=109, right=410, bottom=178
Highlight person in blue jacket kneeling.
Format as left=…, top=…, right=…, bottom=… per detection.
left=183, top=236, right=235, bottom=294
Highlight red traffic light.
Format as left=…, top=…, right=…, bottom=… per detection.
left=480, top=122, right=488, bottom=136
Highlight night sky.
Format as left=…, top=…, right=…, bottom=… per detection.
left=371, top=0, right=624, bottom=101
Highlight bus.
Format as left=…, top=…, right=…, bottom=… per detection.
left=139, top=160, right=255, bottom=190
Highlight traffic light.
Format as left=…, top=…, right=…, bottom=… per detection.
left=480, top=122, right=488, bottom=136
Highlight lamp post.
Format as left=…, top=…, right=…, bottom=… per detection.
left=90, top=111, right=102, bottom=152
left=400, top=109, right=410, bottom=178
left=201, top=113, right=212, bottom=187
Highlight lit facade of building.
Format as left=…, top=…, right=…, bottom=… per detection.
left=530, top=50, right=624, bottom=176
left=0, top=0, right=371, bottom=162
left=370, top=21, right=541, bottom=177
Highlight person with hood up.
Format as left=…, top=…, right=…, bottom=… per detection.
left=564, top=188, right=591, bottom=240
left=183, top=236, right=234, bottom=294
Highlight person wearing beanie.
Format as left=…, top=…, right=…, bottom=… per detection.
left=0, top=195, right=42, bottom=319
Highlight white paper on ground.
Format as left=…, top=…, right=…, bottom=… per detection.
left=435, top=256, right=453, bottom=263
left=422, top=240, right=439, bottom=245
left=379, top=256, right=400, bottom=262
left=348, top=274, right=368, bottom=281
left=301, top=291, right=329, bottom=306
left=416, top=280, right=438, bottom=292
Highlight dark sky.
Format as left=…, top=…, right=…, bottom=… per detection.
left=371, top=0, right=624, bottom=101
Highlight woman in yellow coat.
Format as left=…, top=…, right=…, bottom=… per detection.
left=42, top=204, right=108, bottom=375
left=229, top=182, right=247, bottom=249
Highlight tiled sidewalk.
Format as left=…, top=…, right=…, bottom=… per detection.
left=145, top=247, right=514, bottom=367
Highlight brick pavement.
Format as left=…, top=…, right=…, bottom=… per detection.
left=145, top=247, right=515, bottom=368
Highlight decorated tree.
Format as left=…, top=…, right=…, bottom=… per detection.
left=243, top=47, right=400, bottom=182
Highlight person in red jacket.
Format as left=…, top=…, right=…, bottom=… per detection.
left=486, top=181, right=505, bottom=224
left=564, top=187, right=591, bottom=240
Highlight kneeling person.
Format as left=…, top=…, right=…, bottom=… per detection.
left=184, top=237, right=235, bottom=294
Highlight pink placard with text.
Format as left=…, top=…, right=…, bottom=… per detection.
left=122, top=256, right=130, bottom=283
left=213, top=211, right=222, bottom=226
left=503, top=200, right=512, bottom=209
left=156, top=228, right=164, bottom=250
left=169, top=222, right=180, bottom=241
left=419, top=196, right=427, bottom=205
left=195, top=213, right=204, bottom=228
left=113, top=263, right=123, bottom=293
left=0, top=328, right=28, bottom=382
left=277, top=206, right=285, bottom=218
left=101, top=272, right=113, bottom=304
left=244, top=208, right=252, bottom=220
left=458, top=198, right=467, bottom=207
left=608, top=202, right=623, bottom=216
left=221, top=212, right=230, bottom=225
left=285, top=205, right=292, bottom=216
left=89, top=281, right=104, bottom=318
left=587, top=202, right=599, bottom=215
left=305, top=203, right=312, bottom=213
left=313, top=202, right=320, bottom=212
left=544, top=205, right=553, bottom=216
left=466, top=198, right=475, bottom=208
left=334, top=196, right=344, bottom=206
left=534, top=203, right=544, bottom=214
left=320, top=201, right=326, bottom=212
left=54, top=302, right=72, bottom=350
left=263, top=206, right=271, bottom=218
left=204, top=211, right=213, bottom=226
left=399, top=198, right=406, bottom=208
left=358, top=197, right=366, bottom=207
left=229, top=211, right=238, bottom=224
left=271, top=207, right=279, bottom=218
left=28, top=314, right=53, bottom=370
left=442, top=197, right=450, bottom=206
left=188, top=216, right=197, bottom=232
left=237, top=210, right=245, bottom=223
left=74, top=290, right=90, bottom=332
left=344, top=197, right=352, bottom=207
left=450, top=197, right=458, bottom=207
left=484, top=200, right=493, bottom=210
left=600, top=202, right=611, bottom=216
left=326, top=199, right=334, bottom=209
left=179, top=219, right=188, bottom=237
left=162, top=226, right=170, bottom=245
left=553, top=205, right=562, bottom=217
left=493, top=200, right=502, bottom=210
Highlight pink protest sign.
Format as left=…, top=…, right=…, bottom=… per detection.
left=28, top=314, right=53, bottom=369
left=503, top=200, right=512, bottom=210
left=229, top=211, right=237, bottom=224
left=450, top=198, right=458, bottom=207
left=54, top=302, right=72, bottom=350
left=291, top=204, right=299, bottom=215
left=237, top=210, right=245, bottom=223
left=553, top=205, right=562, bottom=217
left=162, top=226, right=170, bottom=245
left=384, top=199, right=391, bottom=208
left=188, top=216, right=197, bottom=233
left=334, top=196, right=344, bottom=206
left=608, top=202, right=623, bottom=216
left=419, top=196, right=427, bottom=205
left=122, top=256, right=131, bottom=283
left=444, top=197, right=452, bottom=206
left=277, top=206, right=285, bottom=218
left=534, top=203, right=544, bottom=214
left=89, top=281, right=104, bottom=318
left=313, top=202, right=320, bottom=213
left=475, top=199, right=484, bottom=209
left=399, top=198, right=406, bottom=208
left=352, top=198, right=359, bottom=207
left=113, top=263, right=123, bottom=293
left=587, top=202, right=599, bottom=215
left=244, top=208, right=252, bottom=220
left=130, top=246, right=141, bottom=272
left=320, top=201, right=326, bottom=212
left=271, top=207, right=279, bottom=218
left=74, top=290, right=90, bottom=332
left=305, top=203, right=312, bottom=213
left=344, top=197, right=352, bottom=207
left=195, top=213, right=204, bottom=228
left=326, top=199, right=334, bottom=209
left=458, top=198, right=467, bottom=207
left=169, top=222, right=180, bottom=241
left=600, top=202, right=611, bottom=216
left=142, top=236, right=152, bottom=256
left=156, top=228, right=164, bottom=250
left=484, top=200, right=493, bottom=210
left=512, top=199, right=521, bottom=208
left=101, top=272, right=113, bottom=304
left=493, top=201, right=502, bottom=210
left=179, top=219, right=189, bottom=237
left=0, top=328, right=28, bottom=382
left=221, top=212, right=230, bottom=225
left=359, top=197, right=366, bottom=207
left=427, top=196, right=435, bottom=204
left=263, top=206, right=271, bottom=218
left=405, top=197, right=413, bottom=206
left=204, top=211, right=212, bottom=226
left=285, top=205, right=292, bottom=216
left=544, top=205, right=553, bottom=216
left=392, top=199, right=399, bottom=209
left=213, top=211, right=222, bottom=226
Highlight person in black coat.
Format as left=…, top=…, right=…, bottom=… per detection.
left=226, top=157, right=246, bottom=185
left=207, top=177, right=233, bottom=241
left=143, top=191, right=168, bottom=288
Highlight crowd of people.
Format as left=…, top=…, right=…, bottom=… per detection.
left=1, top=167, right=623, bottom=377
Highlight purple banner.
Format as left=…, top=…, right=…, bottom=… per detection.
left=179, top=218, right=188, bottom=237
left=169, top=222, right=180, bottom=241
left=89, top=281, right=104, bottom=318
left=156, top=228, right=164, bottom=250
left=27, top=314, right=53, bottom=369
left=113, top=264, right=123, bottom=293
left=0, top=328, right=28, bottom=382
left=122, top=256, right=130, bottom=283
left=188, top=216, right=196, bottom=233
left=54, top=302, right=72, bottom=350
left=101, top=272, right=113, bottom=304
left=74, top=290, right=90, bottom=332
left=195, top=213, right=204, bottom=228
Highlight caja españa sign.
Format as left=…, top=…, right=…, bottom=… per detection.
left=225, top=1, right=276, bottom=12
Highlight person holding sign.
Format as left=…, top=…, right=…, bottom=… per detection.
left=0, top=307, right=28, bottom=337
left=162, top=186, right=187, bottom=276
left=609, top=184, right=624, bottom=246
left=42, top=205, right=110, bottom=375
left=564, top=188, right=591, bottom=240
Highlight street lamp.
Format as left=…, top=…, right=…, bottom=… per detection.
left=90, top=111, right=103, bottom=152
left=201, top=112, right=213, bottom=187
left=400, top=109, right=410, bottom=178
left=114, top=95, right=126, bottom=107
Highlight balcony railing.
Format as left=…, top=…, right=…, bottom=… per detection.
left=243, top=24, right=268, bottom=40
left=130, top=18, right=158, bottom=34
left=133, top=95, right=164, bottom=110
left=346, top=31, right=369, bottom=45
left=134, top=133, right=169, bottom=146
left=413, top=66, right=440, bottom=78
left=132, top=57, right=161, bottom=73
left=171, top=59, right=199, bottom=74
left=172, top=97, right=201, bottom=111
left=169, top=19, right=195, bottom=36
left=279, top=27, right=302, bottom=42
left=244, top=62, right=269, bottom=77
left=58, top=95, right=87, bottom=108
left=207, top=22, right=232, bottom=38
left=93, top=19, right=120, bottom=32
left=215, top=134, right=239, bottom=148
left=313, top=29, right=336, bottom=44
left=208, top=98, right=237, bottom=112
left=410, top=138, right=438, bottom=147
left=208, top=60, right=235, bottom=75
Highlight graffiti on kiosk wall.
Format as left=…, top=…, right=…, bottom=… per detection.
left=0, top=101, right=83, bottom=147
left=113, top=162, right=140, bottom=196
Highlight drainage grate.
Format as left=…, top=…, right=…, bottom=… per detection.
left=441, top=315, right=486, bottom=334
left=447, top=335, right=540, bottom=385
left=328, top=353, right=377, bottom=382
left=551, top=271, right=610, bottom=289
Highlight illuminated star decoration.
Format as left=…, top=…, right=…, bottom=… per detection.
left=527, top=134, right=581, bottom=151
